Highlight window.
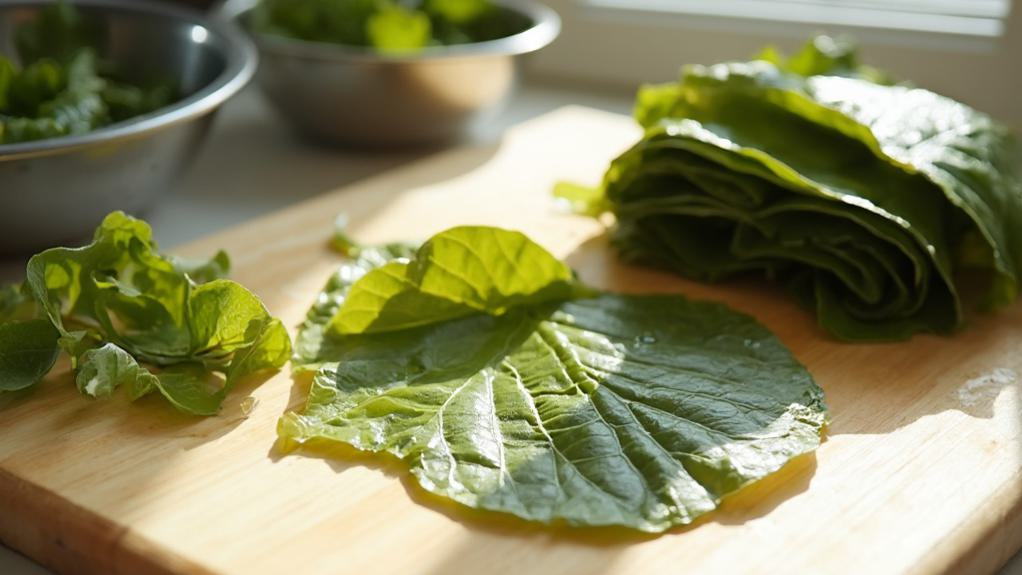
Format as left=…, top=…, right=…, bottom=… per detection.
left=582, top=1, right=1012, bottom=37
left=529, top=0, right=1021, bottom=129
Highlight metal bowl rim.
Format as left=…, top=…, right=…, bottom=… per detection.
left=219, top=0, right=561, bottom=63
left=0, top=0, right=257, bottom=161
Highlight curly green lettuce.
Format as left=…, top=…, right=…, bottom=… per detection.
left=0, top=212, right=290, bottom=415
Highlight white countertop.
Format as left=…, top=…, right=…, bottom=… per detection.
left=2, top=80, right=1020, bottom=575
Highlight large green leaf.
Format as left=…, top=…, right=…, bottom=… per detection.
left=573, top=37, right=1021, bottom=341
left=283, top=226, right=827, bottom=531
left=282, top=294, right=826, bottom=532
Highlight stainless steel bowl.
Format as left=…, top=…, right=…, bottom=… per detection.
left=0, top=0, right=256, bottom=254
left=220, top=0, right=559, bottom=147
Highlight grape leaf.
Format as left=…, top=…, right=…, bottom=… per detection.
left=282, top=226, right=827, bottom=531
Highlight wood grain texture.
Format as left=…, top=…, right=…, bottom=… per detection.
left=1, top=106, right=1020, bottom=575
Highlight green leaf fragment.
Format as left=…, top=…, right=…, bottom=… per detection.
left=367, top=5, right=433, bottom=53
left=0, top=319, right=60, bottom=392
left=0, top=283, right=38, bottom=323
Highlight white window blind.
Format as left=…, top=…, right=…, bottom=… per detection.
left=582, top=0, right=1012, bottom=37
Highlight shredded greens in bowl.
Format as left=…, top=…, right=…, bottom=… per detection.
left=282, top=225, right=828, bottom=532
left=0, top=1, right=177, bottom=145
left=557, top=36, right=1022, bottom=341
left=249, top=0, right=533, bottom=54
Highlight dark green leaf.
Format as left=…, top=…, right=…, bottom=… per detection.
left=0, top=319, right=60, bottom=392
left=282, top=294, right=826, bottom=532
left=578, top=37, right=1021, bottom=340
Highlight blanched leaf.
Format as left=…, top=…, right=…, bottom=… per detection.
left=330, top=226, right=581, bottom=335
left=281, top=294, right=826, bottom=532
left=0, top=319, right=60, bottom=392
left=582, top=37, right=1021, bottom=340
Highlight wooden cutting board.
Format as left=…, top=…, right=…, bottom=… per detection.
left=1, top=106, right=1020, bottom=575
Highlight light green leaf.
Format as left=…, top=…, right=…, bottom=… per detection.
left=20, top=211, right=290, bottom=414
left=330, top=226, right=581, bottom=335
left=281, top=294, right=827, bottom=532
left=189, top=280, right=272, bottom=359
left=367, top=5, right=432, bottom=53
left=76, top=343, right=145, bottom=398
left=0, top=319, right=60, bottom=392
left=295, top=241, right=418, bottom=370
left=226, top=317, right=292, bottom=386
